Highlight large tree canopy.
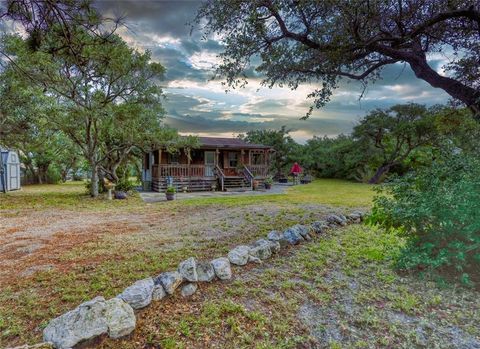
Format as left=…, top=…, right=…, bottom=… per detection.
left=196, top=0, right=480, bottom=118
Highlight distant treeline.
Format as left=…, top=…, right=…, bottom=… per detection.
left=240, top=104, right=479, bottom=184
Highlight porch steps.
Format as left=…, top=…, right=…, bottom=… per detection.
left=223, top=177, right=251, bottom=191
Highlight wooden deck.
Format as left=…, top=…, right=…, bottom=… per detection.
left=151, top=164, right=269, bottom=192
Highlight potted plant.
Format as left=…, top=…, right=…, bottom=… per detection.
left=264, top=177, right=273, bottom=189
left=165, top=186, right=176, bottom=201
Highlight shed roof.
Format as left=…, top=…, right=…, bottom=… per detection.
left=197, top=137, right=270, bottom=149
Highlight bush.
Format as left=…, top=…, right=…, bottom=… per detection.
left=370, top=152, right=480, bottom=286
left=115, top=178, right=136, bottom=192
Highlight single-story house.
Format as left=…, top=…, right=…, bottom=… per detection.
left=142, top=137, right=273, bottom=192
left=1, top=149, right=21, bottom=192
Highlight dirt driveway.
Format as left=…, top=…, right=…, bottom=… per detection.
left=0, top=201, right=335, bottom=286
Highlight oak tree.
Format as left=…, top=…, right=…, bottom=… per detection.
left=197, top=0, right=480, bottom=118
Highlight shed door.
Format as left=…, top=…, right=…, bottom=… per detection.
left=204, top=151, right=215, bottom=177
left=9, top=165, right=19, bottom=190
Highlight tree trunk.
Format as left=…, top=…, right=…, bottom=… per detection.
left=90, top=163, right=99, bottom=197
left=368, top=164, right=392, bottom=184
left=374, top=45, right=480, bottom=119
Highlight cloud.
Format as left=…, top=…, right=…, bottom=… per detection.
left=95, top=1, right=450, bottom=141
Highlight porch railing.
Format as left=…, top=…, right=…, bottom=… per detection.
left=214, top=165, right=225, bottom=191
left=248, top=165, right=269, bottom=178
left=151, top=164, right=269, bottom=179
left=242, top=165, right=254, bottom=189
left=152, top=164, right=208, bottom=178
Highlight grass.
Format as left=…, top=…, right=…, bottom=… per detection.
left=0, top=181, right=144, bottom=211
left=4, top=179, right=475, bottom=348
left=182, top=179, right=375, bottom=208
left=96, top=225, right=480, bottom=348
left=0, top=179, right=375, bottom=211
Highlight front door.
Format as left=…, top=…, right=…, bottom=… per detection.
left=204, top=151, right=215, bottom=177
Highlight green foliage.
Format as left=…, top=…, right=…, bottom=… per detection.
left=300, top=134, right=365, bottom=180
left=196, top=0, right=480, bottom=116
left=114, top=178, right=136, bottom=193
left=239, top=126, right=299, bottom=176
left=371, top=152, right=480, bottom=285
left=352, top=103, right=437, bottom=183
left=166, top=186, right=176, bottom=194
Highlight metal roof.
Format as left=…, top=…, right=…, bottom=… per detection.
left=197, top=137, right=270, bottom=149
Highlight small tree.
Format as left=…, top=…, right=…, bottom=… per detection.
left=2, top=27, right=166, bottom=196
left=352, top=104, right=437, bottom=183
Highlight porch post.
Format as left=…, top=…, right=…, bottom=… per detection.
left=186, top=148, right=191, bottom=177
left=158, top=149, right=162, bottom=178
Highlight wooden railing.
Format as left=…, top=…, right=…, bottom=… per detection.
left=152, top=164, right=208, bottom=178
left=248, top=165, right=268, bottom=178
left=214, top=165, right=225, bottom=191
left=242, top=165, right=254, bottom=189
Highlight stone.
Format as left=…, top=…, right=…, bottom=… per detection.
left=180, top=283, right=198, bottom=297
left=228, top=245, right=250, bottom=266
left=292, top=224, right=311, bottom=239
left=347, top=212, right=362, bottom=223
left=210, top=257, right=232, bottom=280
left=43, top=296, right=108, bottom=349
left=326, top=214, right=347, bottom=226
left=254, top=238, right=280, bottom=254
left=155, top=271, right=183, bottom=295
left=267, top=230, right=289, bottom=248
left=8, top=343, right=53, bottom=349
left=267, top=240, right=281, bottom=253
left=283, top=227, right=303, bottom=245
left=117, top=277, right=154, bottom=310
left=196, top=261, right=216, bottom=282
left=249, top=239, right=272, bottom=260
left=104, top=298, right=136, bottom=339
left=178, top=257, right=198, bottom=282
left=248, top=255, right=262, bottom=264
left=152, top=284, right=167, bottom=301
left=311, top=221, right=328, bottom=234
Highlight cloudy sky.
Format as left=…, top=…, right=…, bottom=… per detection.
left=97, top=0, right=450, bottom=143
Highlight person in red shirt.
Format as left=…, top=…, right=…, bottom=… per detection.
left=290, top=162, right=302, bottom=185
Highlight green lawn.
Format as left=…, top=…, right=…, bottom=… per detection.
left=5, top=179, right=476, bottom=349
left=0, top=179, right=375, bottom=211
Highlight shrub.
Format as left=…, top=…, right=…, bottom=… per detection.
left=166, top=186, right=176, bottom=194
left=370, top=152, right=480, bottom=286
left=115, top=178, right=135, bottom=192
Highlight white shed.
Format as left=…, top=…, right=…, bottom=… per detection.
left=1, top=149, right=21, bottom=192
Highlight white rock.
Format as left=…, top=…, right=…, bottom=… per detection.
left=210, top=257, right=232, bottom=280
left=180, top=283, right=198, bottom=297
left=156, top=271, right=183, bottom=294
left=43, top=297, right=108, bottom=349
left=227, top=245, right=250, bottom=266
left=152, top=284, right=167, bottom=301
left=196, top=261, right=216, bottom=282
left=178, top=257, right=198, bottom=282
left=311, top=221, right=328, bottom=234
left=104, top=298, right=136, bottom=339
left=267, top=230, right=289, bottom=248
left=283, top=227, right=303, bottom=245
left=117, top=278, right=154, bottom=310
left=248, top=255, right=262, bottom=264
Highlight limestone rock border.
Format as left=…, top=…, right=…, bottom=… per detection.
left=17, top=211, right=365, bottom=349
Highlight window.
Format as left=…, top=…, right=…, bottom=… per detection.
left=228, top=152, right=238, bottom=167
left=252, top=152, right=264, bottom=165
left=168, top=153, right=180, bottom=164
